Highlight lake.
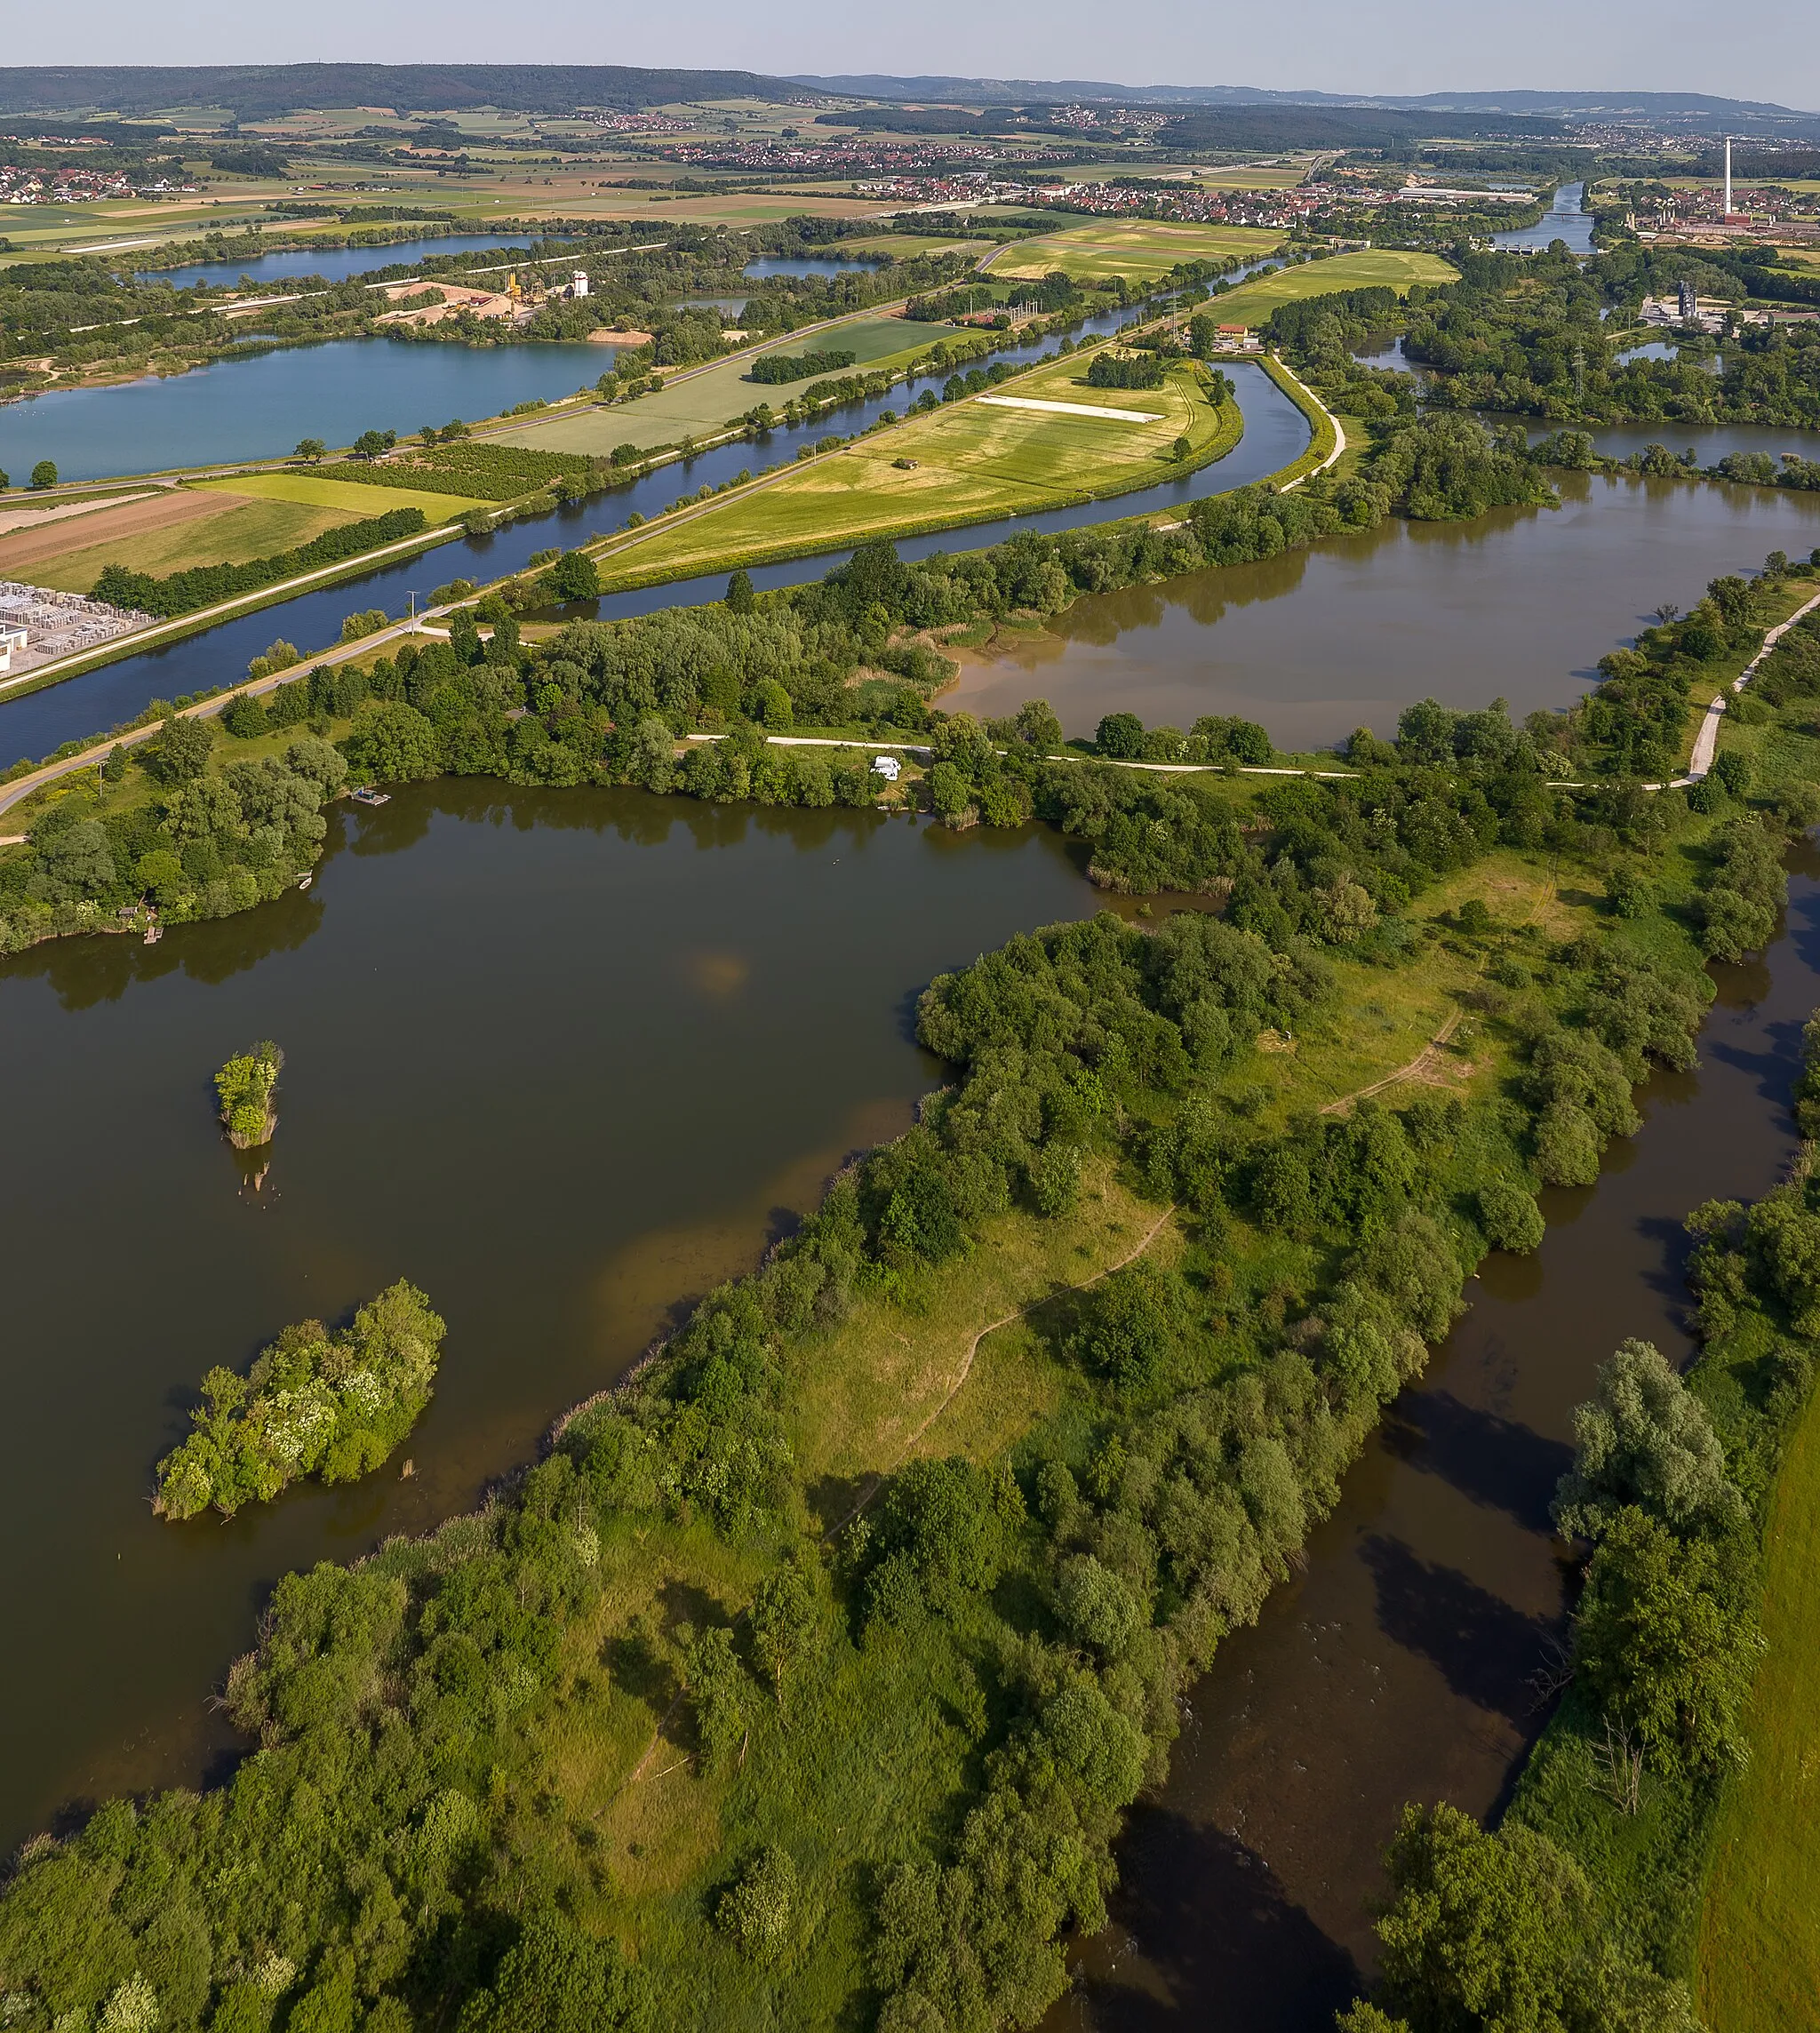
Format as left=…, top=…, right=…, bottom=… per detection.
left=0, top=338, right=618, bottom=484
left=0, top=785, right=1098, bottom=1854
left=941, top=470, right=1820, bottom=746
left=742, top=255, right=885, bottom=280
left=140, top=235, right=557, bottom=291
left=1048, top=842, right=1820, bottom=2030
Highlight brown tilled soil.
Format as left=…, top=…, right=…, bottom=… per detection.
left=0, top=489, right=248, bottom=576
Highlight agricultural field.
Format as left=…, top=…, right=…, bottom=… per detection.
left=985, top=219, right=1287, bottom=282
left=501, top=316, right=954, bottom=454
left=192, top=471, right=486, bottom=517
left=0, top=485, right=363, bottom=594
left=590, top=350, right=1235, bottom=586
left=1208, top=249, right=1460, bottom=326
left=839, top=235, right=994, bottom=259
left=1696, top=1390, right=1820, bottom=2032
left=1190, top=165, right=1316, bottom=190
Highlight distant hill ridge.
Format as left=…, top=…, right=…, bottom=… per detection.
left=0, top=64, right=801, bottom=119
left=1, top=66, right=1813, bottom=138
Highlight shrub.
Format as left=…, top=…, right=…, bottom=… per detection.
left=1477, top=1177, right=1545, bottom=1254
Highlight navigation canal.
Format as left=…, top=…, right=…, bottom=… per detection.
left=1050, top=840, right=1820, bottom=2031
left=0, top=331, right=1312, bottom=766
left=0, top=786, right=1098, bottom=1855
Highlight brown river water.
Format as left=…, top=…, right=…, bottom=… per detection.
left=1051, top=850, right=1820, bottom=2030
left=945, top=473, right=1820, bottom=748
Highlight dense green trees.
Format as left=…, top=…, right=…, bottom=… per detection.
left=749, top=347, right=858, bottom=385
left=1084, top=351, right=1168, bottom=391
left=155, top=1281, right=446, bottom=1520
left=0, top=733, right=343, bottom=948
left=1338, top=1803, right=1701, bottom=2033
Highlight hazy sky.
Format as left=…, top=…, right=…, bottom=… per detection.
left=13, top=0, right=1820, bottom=113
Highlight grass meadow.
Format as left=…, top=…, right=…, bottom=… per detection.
left=591, top=354, right=1235, bottom=586
left=1208, top=250, right=1461, bottom=326
left=1696, top=1383, right=1820, bottom=2029
left=986, top=220, right=1286, bottom=282
left=502, top=317, right=954, bottom=455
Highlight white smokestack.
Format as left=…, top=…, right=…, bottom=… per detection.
left=1724, top=137, right=1733, bottom=216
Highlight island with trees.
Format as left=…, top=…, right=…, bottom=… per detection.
left=153, top=1280, right=447, bottom=1520
left=215, top=1040, right=284, bottom=1148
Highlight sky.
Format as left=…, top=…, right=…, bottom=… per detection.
left=11, top=0, right=1820, bottom=114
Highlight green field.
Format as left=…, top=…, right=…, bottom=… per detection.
left=986, top=220, right=1285, bottom=282
left=1206, top=249, right=1460, bottom=326
left=194, top=471, right=484, bottom=516
left=840, top=235, right=993, bottom=259
left=1696, top=1388, right=1820, bottom=2030
left=592, top=351, right=1238, bottom=588
left=1191, top=167, right=1313, bottom=190
left=11, top=494, right=360, bottom=594
left=499, top=316, right=954, bottom=455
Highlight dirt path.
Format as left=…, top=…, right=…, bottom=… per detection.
left=1320, top=1009, right=1466, bottom=1115
left=621, top=1196, right=1180, bottom=1792
left=828, top=1200, right=1181, bottom=1543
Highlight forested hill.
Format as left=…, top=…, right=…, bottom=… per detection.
left=0, top=65, right=798, bottom=118
left=1153, top=105, right=1564, bottom=147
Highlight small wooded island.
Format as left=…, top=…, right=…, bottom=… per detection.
left=215, top=1040, right=284, bottom=1149
left=155, top=1280, right=446, bottom=1519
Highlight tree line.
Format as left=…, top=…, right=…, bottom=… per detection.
left=93, top=509, right=428, bottom=618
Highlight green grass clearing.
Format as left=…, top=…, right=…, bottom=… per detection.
left=1208, top=250, right=1461, bottom=326
left=1696, top=1385, right=1820, bottom=2030
left=193, top=471, right=485, bottom=516
left=12, top=495, right=363, bottom=594
left=985, top=220, right=1285, bottom=282
left=499, top=317, right=954, bottom=455
left=592, top=353, right=1238, bottom=587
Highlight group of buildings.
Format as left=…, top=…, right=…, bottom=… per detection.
left=0, top=163, right=136, bottom=205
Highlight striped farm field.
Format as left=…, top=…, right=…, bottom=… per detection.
left=193, top=471, right=485, bottom=516
left=986, top=220, right=1285, bottom=282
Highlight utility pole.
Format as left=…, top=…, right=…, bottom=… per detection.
left=1573, top=342, right=1585, bottom=404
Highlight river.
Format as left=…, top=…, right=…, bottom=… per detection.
left=1493, top=182, right=1598, bottom=255
left=0, top=785, right=1098, bottom=1855
left=1050, top=839, right=1820, bottom=2030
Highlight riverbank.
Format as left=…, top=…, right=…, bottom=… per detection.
left=1697, top=1370, right=1820, bottom=2028
left=0, top=737, right=1786, bottom=2032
